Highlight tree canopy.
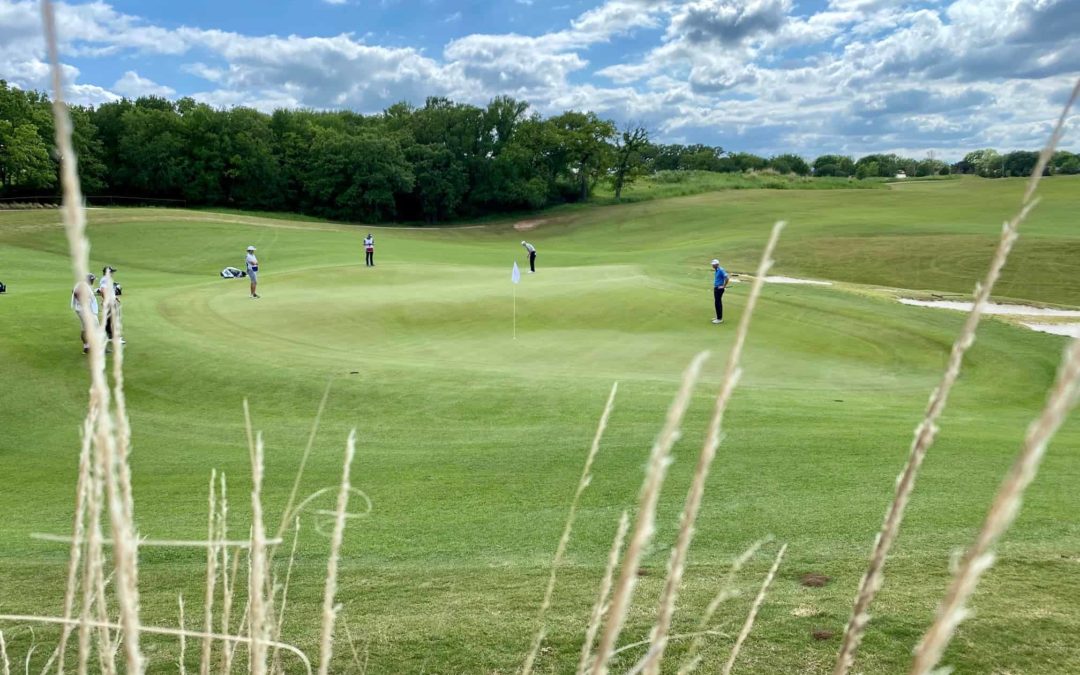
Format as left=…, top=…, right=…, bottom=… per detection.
left=0, top=80, right=1073, bottom=222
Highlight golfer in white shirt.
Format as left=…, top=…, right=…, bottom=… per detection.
left=522, top=241, right=536, bottom=273
left=246, top=246, right=260, bottom=298
left=71, top=273, right=99, bottom=354
left=97, top=265, right=124, bottom=344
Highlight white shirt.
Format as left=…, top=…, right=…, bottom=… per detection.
left=98, top=273, right=118, bottom=307
left=523, top=242, right=536, bottom=253
left=246, top=253, right=258, bottom=270
left=364, top=236, right=374, bottom=249
left=72, top=282, right=99, bottom=315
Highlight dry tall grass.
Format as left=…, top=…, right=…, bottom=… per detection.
left=578, top=512, right=631, bottom=675
left=640, top=222, right=784, bottom=675
left=834, top=77, right=1080, bottom=675
left=3, top=5, right=1078, bottom=674
left=908, top=336, right=1080, bottom=674
left=523, top=383, right=619, bottom=675
left=676, top=537, right=771, bottom=675
left=721, top=543, right=787, bottom=675
left=588, top=352, right=709, bottom=675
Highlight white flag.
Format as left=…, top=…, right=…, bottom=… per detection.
left=511, top=261, right=521, bottom=284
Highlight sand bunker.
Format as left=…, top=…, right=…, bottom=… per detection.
left=764, top=276, right=833, bottom=286
left=513, top=219, right=547, bottom=232
left=898, top=299, right=1080, bottom=317
left=1022, top=323, right=1080, bottom=338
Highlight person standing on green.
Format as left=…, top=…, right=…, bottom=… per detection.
left=246, top=246, right=260, bottom=298
left=710, top=259, right=729, bottom=324
left=521, top=241, right=537, bottom=273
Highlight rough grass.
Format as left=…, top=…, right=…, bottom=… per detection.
left=592, top=171, right=884, bottom=204
left=1, top=176, right=1079, bottom=672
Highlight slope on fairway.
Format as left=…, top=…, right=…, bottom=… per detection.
left=0, top=177, right=1078, bottom=673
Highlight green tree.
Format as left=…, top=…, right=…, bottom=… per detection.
left=1002, top=150, right=1041, bottom=177
left=855, top=153, right=903, bottom=178
left=115, top=98, right=188, bottom=197
left=724, top=152, right=767, bottom=172
left=69, top=106, right=107, bottom=193
left=548, top=111, right=616, bottom=201
left=962, top=149, right=1003, bottom=178
left=768, top=153, right=810, bottom=175
left=611, top=124, right=649, bottom=200
left=180, top=100, right=229, bottom=203
left=0, top=120, right=55, bottom=190
left=223, top=107, right=283, bottom=208
left=405, top=142, right=469, bottom=222
left=855, top=161, right=879, bottom=180
left=1052, top=150, right=1080, bottom=175
left=812, top=154, right=854, bottom=177
left=301, top=127, right=414, bottom=222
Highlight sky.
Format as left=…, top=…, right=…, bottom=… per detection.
left=1, top=0, right=1078, bottom=160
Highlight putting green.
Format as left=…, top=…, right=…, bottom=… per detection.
left=0, top=176, right=1078, bottom=673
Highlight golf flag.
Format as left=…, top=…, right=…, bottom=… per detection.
left=511, top=261, right=520, bottom=340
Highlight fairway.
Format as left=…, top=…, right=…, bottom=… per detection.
left=2, top=177, right=1079, bottom=673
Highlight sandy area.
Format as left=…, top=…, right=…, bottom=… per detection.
left=764, top=276, right=833, bottom=286
left=1022, top=323, right=1080, bottom=338
left=513, top=219, right=547, bottom=231
left=898, top=299, right=1080, bottom=317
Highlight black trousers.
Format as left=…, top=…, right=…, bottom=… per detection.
left=104, top=308, right=117, bottom=340
left=529, top=251, right=536, bottom=272
left=713, top=287, right=725, bottom=320
left=365, top=250, right=374, bottom=266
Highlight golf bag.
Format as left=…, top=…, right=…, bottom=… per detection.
left=221, top=266, right=247, bottom=279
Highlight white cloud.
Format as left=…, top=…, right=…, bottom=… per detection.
left=0, top=0, right=1077, bottom=158
left=112, top=70, right=175, bottom=97
left=668, top=0, right=792, bottom=45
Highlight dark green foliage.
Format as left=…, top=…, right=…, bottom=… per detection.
left=0, top=79, right=1071, bottom=215
left=812, top=154, right=855, bottom=177
left=768, top=153, right=811, bottom=175
left=1052, top=150, right=1080, bottom=175
left=610, top=124, right=649, bottom=200
left=1003, top=150, right=1043, bottom=177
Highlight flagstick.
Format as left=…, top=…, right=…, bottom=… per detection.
left=513, top=283, right=517, bottom=341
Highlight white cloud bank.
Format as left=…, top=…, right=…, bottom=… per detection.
left=0, top=0, right=1077, bottom=158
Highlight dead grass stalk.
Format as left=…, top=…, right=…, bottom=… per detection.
left=833, top=77, right=1080, bottom=675
left=577, top=512, right=630, bottom=675
left=589, top=352, right=709, bottom=675
left=908, top=336, right=1080, bottom=674
left=721, top=543, right=787, bottom=675
left=317, top=431, right=358, bottom=675
left=522, top=382, right=619, bottom=675
left=642, top=222, right=784, bottom=675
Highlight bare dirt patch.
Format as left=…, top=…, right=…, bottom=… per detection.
left=800, top=572, right=830, bottom=587
left=812, top=629, right=836, bottom=641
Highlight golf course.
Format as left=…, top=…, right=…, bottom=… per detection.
left=1, top=175, right=1079, bottom=673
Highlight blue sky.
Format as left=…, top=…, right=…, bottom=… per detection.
left=2, top=0, right=1078, bottom=159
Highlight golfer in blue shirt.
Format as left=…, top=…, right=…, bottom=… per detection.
left=711, top=259, right=729, bottom=324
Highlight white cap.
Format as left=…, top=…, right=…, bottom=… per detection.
left=711, top=259, right=720, bottom=265
left=247, top=246, right=256, bottom=252
left=521, top=241, right=527, bottom=245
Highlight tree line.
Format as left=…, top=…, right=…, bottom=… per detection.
left=2, top=81, right=1078, bottom=223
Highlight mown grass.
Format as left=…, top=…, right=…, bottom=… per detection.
left=0, top=176, right=1078, bottom=673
